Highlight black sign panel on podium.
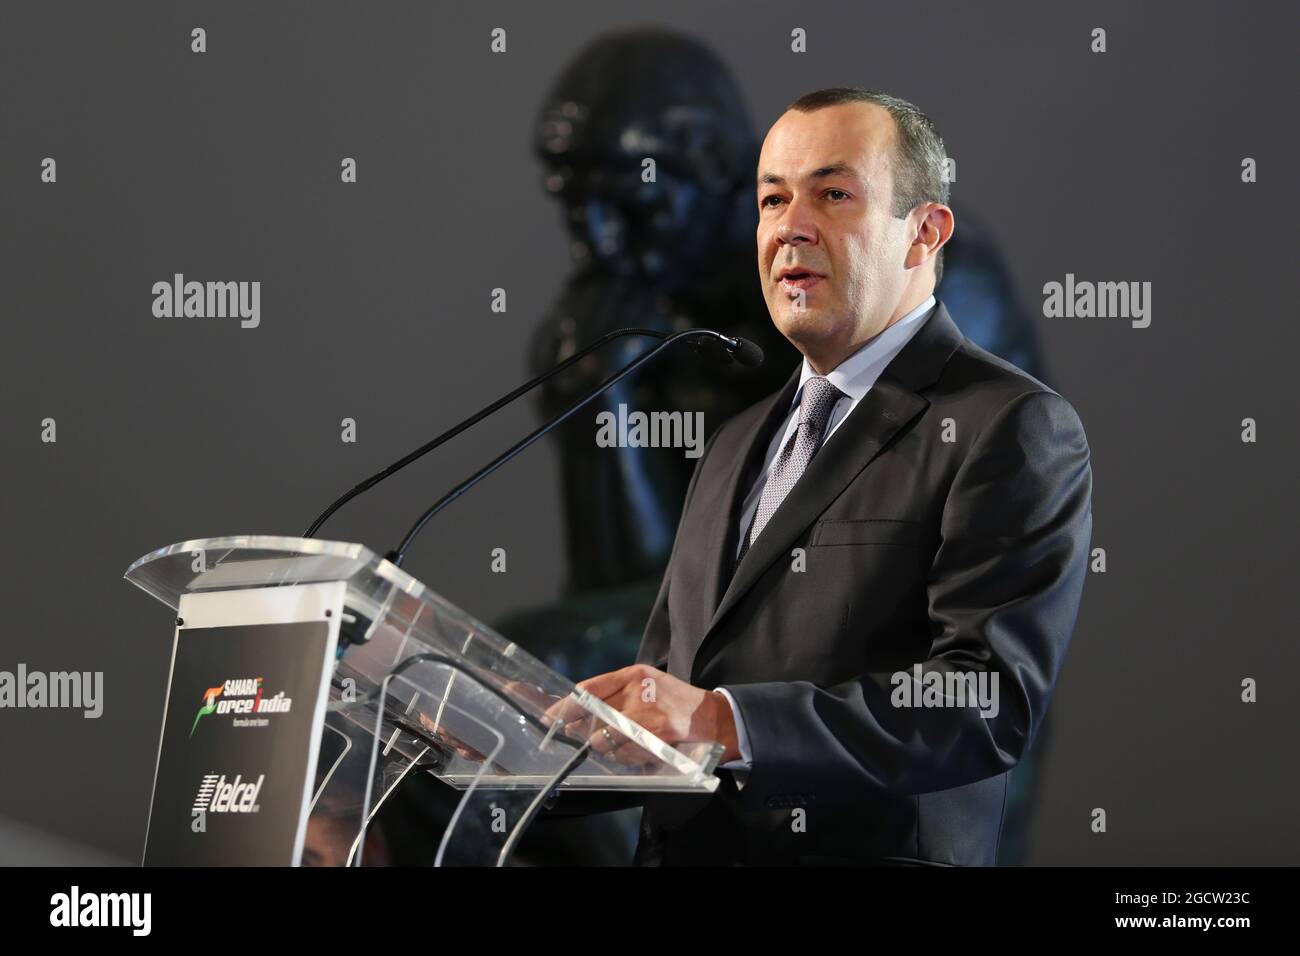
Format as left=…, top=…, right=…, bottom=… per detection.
left=143, top=619, right=334, bottom=866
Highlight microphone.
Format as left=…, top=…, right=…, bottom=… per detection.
left=385, top=328, right=763, bottom=568
left=728, top=336, right=764, bottom=368
left=303, top=327, right=669, bottom=538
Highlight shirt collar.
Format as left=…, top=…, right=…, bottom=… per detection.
left=792, top=294, right=937, bottom=408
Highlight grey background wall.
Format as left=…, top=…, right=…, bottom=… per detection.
left=1, top=0, right=1295, bottom=864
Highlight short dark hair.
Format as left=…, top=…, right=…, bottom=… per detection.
left=787, top=87, right=949, bottom=281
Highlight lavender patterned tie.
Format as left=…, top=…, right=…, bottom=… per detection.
left=736, top=375, right=845, bottom=564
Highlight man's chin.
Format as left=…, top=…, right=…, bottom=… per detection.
left=773, top=307, right=834, bottom=344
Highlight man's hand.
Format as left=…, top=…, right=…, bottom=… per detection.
left=571, top=664, right=740, bottom=764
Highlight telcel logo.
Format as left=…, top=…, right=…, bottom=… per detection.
left=193, top=773, right=265, bottom=814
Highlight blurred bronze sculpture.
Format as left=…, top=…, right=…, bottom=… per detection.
left=530, top=28, right=797, bottom=591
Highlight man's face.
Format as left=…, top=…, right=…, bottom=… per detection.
left=756, top=103, right=914, bottom=364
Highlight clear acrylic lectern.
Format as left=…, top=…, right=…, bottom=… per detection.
left=125, top=535, right=721, bottom=866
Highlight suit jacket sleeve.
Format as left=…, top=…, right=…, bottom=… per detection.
left=724, top=389, right=1093, bottom=806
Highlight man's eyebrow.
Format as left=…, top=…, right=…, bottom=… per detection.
left=757, top=162, right=859, bottom=188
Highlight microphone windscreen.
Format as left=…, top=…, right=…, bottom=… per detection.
left=730, top=336, right=765, bottom=368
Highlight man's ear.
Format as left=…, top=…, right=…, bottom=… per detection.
left=904, top=203, right=955, bottom=271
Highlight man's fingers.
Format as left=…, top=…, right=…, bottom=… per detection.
left=561, top=666, right=674, bottom=765
left=590, top=733, right=658, bottom=769
left=585, top=721, right=628, bottom=756
left=542, top=692, right=593, bottom=726
left=575, top=665, right=645, bottom=701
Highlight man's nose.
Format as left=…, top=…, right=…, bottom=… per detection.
left=775, top=199, right=818, bottom=247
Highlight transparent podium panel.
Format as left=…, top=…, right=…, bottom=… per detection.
left=307, top=674, right=516, bottom=866
left=126, top=535, right=722, bottom=866
left=302, top=710, right=395, bottom=867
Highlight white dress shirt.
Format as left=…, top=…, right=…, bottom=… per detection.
left=715, top=295, right=937, bottom=779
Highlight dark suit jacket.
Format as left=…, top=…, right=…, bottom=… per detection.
left=632, top=300, right=1093, bottom=866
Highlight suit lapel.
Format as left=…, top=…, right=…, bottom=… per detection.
left=693, top=365, right=802, bottom=627
left=687, top=302, right=966, bottom=678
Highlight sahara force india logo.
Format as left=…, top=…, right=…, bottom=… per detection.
left=189, top=677, right=292, bottom=737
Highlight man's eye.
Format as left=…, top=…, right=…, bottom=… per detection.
left=760, top=195, right=783, bottom=208
left=826, top=189, right=849, bottom=201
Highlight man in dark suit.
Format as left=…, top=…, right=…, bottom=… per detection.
left=572, top=87, right=1092, bottom=865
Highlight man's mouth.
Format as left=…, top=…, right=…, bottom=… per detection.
left=778, top=271, right=824, bottom=294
